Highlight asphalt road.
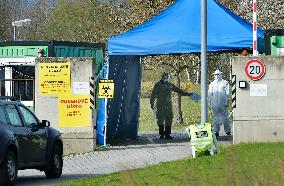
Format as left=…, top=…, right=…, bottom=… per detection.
left=17, top=132, right=232, bottom=186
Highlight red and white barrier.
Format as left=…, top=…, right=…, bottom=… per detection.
left=253, top=0, right=258, bottom=56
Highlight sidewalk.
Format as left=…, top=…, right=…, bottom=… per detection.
left=17, top=132, right=232, bottom=186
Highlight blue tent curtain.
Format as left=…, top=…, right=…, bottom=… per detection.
left=106, top=56, right=141, bottom=141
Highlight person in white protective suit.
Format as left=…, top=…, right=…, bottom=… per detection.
left=208, top=69, right=231, bottom=137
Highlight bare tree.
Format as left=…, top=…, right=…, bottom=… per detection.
left=0, top=0, right=23, bottom=41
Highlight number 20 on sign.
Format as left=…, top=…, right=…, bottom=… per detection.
left=245, top=59, right=266, bottom=81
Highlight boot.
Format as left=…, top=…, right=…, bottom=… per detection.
left=160, top=135, right=165, bottom=139
left=165, top=126, right=173, bottom=139
left=165, top=134, right=174, bottom=139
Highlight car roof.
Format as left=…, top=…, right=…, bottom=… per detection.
left=0, top=100, right=19, bottom=105
left=0, top=97, right=23, bottom=106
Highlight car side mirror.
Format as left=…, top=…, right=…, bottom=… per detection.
left=31, top=123, right=39, bottom=132
left=42, top=120, right=50, bottom=127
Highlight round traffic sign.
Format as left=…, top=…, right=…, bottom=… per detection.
left=244, top=59, right=266, bottom=80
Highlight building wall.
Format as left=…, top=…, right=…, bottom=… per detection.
left=232, top=56, right=284, bottom=144
left=35, top=57, right=97, bottom=154
left=0, top=46, right=48, bottom=57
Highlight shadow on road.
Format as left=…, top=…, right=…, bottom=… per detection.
left=17, top=173, right=102, bottom=186
left=109, top=132, right=232, bottom=147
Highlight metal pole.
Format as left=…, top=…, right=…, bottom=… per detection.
left=13, top=26, right=16, bottom=41
left=201, top=0, right=208, bottom=124
left=103, top=60, right=109, bottom=146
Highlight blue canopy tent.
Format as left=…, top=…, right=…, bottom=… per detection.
left=109, top=0, right=264, bottom=55
left=97, top=0, right=264, bottom=143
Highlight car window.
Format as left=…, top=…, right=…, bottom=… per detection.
left=19, top=106, right=38, bottom=126
left=0, top=106, right=8, bottom=125
left=6, top=105, right=22, bottom=127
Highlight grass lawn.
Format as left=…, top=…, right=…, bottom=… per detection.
left=56, top=142, right=284, bottom=186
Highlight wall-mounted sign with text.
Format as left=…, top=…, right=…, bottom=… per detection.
left=58, top=94, right=90, bottom=128
left=39, top=62, right=71, bottom=96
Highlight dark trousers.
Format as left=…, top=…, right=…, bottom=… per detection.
left=157, top=112, right=172, bottom=136
left=158, top=125, right=171, bottom=136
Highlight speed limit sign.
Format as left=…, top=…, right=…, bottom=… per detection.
left=245, top=59, right=266, bottom=80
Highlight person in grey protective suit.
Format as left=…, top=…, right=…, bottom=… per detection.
left=150, top=72, right=200, bottom=139
left=208, top=69, right=231, bottom=137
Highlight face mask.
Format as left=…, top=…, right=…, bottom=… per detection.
left=162, top=76, right=169, bottom=82
left=214, top=74, right=222, bottom=81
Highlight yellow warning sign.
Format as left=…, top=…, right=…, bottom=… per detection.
left=39, top=62, right=71, bottom=96
left=98, top=79, right=114, bottom=98
left=58, top=94, right=90, bottom=128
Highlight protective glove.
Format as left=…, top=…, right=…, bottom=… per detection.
left=191, top=92, right=200, bottom=103
left=150, top=102, right=155, bottom=110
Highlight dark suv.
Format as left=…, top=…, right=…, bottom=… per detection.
left=0, top=97, right=63, bottom=185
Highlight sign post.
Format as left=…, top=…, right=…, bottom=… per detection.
left=98, top=60, right=114, bottom=146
